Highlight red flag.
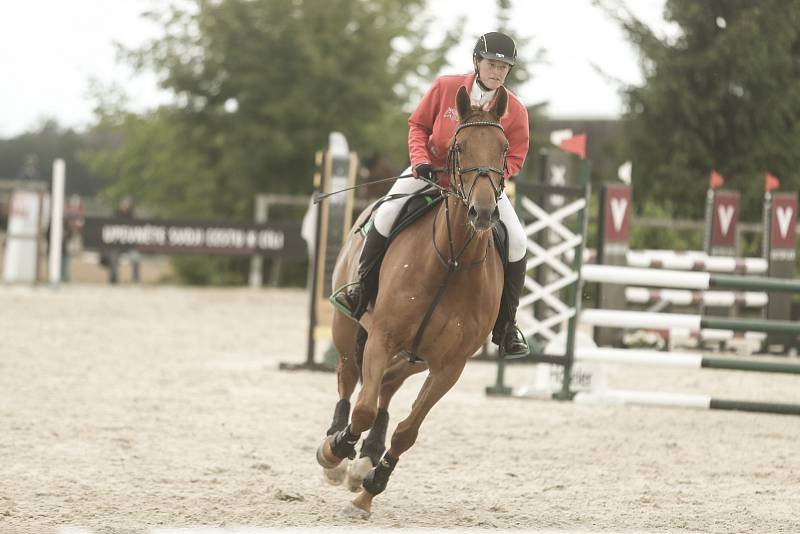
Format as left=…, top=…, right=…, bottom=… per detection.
left=559, top=134, right=587, bottom=160
left=765, top=173, right=780, bottom=193
left=709, top=170, right=725, bottom=190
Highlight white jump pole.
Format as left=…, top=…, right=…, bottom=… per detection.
left=576, top=347, right=702, bottom=368
left=575, top=390, right=713, bottom=410
left=582, top=264, right=712, bottom=289
left=48, top=159, right=65, bottom=285
left=580, top=308, right=702, bottom=330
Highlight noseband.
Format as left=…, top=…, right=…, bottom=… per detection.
left=445, top=120, right=509, bottom=206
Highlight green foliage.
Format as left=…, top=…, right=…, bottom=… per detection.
left=612, top=0, right=800, bottom=221
left=87, top=109, right=226, bottom=218
left=90, top=0, right=458, bottom=207
left=76, top=0, right=552, bottom=284
left=80, top=0, right=465, bottom=284
left=0, top=121, right=106, bottom=196
left=628, top=198, right=703, bottom=251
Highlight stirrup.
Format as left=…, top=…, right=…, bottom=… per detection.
left=330, top=282, right=361, bottom=317
left=502, top=325, right=530, bottom=358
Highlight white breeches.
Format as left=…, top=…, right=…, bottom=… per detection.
left=373, top=166, right=528, bottom=262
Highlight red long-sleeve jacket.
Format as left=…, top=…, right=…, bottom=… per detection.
left=408, top=73, right=530, bottom=186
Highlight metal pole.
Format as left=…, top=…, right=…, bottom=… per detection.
left=486, top=344, right=512, bottom=396
left=248, top=194, right=269, bottom=288
left=710, top=274, right=800, bottom=293
left=557, top=159, right=591, bottom=401
left=48, top=159, right=65, bottom=285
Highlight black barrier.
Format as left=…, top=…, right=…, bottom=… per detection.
left=82, top=216, right=306, bottom=258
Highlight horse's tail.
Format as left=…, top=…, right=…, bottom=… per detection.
left=354, top=326, right=368, bottom=384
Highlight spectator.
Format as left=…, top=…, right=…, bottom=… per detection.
left=61, top=195, right=85, bottom=282
left=108, top=196, right=141, bottom=284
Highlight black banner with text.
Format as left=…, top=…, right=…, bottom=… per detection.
left=82, top=217, right=306, bottom=258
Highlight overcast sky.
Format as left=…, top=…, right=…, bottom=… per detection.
left=0, top=0, right=672, bottom=138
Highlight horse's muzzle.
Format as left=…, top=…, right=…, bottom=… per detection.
left=468, top=204, right=500, bottom=232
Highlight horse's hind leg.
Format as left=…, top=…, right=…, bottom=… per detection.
left=345, top=357, right=427, bottom=492
left=347, top=359, right=467, bottom=518
left=318, top=319, right=363, bottom=485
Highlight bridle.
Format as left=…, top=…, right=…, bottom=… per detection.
left=428, top=118, right=509, bottom=273
left=405, top=118, right=509, bottom=364
left=445, top=120, right=509, bottom=207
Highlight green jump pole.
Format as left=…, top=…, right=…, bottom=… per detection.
left=710, top=274, right=800, bottom=293
left=709, top=399, right=800, bottom=416
left=701, top=357, right=800, bottom=374
left=557, top=160, right=592, bottom=401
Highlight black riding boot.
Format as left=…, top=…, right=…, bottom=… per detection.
left=332, top=225, right=388, bottom=319
left=491, top=259, right=529, bottom=356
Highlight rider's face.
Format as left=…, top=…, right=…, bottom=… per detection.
left=477, top=58, right=511, bottom=90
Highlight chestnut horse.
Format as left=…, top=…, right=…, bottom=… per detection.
left=317, top=86, right=509, bottom=518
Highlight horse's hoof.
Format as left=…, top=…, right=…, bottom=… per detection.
left=341, top=501, right=370, bottom=520
left=345, top=456, right=373, bottom=493
left=316, top=437, right=341, bottom=469
left=322, top=458, right=348, bottom=486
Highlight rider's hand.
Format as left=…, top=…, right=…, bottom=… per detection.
left=414, top=163, right=436, bottom=183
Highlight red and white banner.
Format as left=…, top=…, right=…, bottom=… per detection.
left=603, top=184, right=632, bottom=242
left=710, top=191, right=739, bottom=249
left=770, top=193, right=797, bottom=250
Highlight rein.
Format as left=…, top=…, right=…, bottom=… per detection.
left=401, top=120, right=505, bottom=364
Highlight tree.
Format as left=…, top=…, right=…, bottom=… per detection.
left=610, top=0, right=800, bottom=221
left=0, top=120, right=105, bottom=197
left=85, top=0, right=458, bottom=217
left=82, top=0, right=460, bottom=283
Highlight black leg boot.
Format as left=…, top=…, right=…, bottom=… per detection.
left=491, top=259, right=529, bottom=356
left=332, top=224, right=388, bottom=319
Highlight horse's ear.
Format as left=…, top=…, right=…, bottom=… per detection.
left=456, top=86, right=471, bottom=122
left=489, top=86, right=508, bottom=120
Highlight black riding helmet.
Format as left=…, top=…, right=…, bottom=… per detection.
left=473, top=31, right=517, bottom=67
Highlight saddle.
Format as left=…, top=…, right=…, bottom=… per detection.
left=355, top=190, right=510, bottom=363
left=360, top=191, right=509, bottom=267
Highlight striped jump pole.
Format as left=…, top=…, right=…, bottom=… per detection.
left=582, top=264, right=800, bottom=293
left=580, top=308, right=800, bottom=336
left=573, top=390, right=800, bottom=416
left=625, top=287, right=768, bottom=307
left=626, top=251, right=768, bottom=274
left=667, top=328, right=765, bottom=342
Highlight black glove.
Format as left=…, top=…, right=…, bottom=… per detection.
left=414, top=163, right=436, bottom=183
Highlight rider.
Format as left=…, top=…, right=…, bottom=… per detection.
left=334, top=31, right=530, bottom=356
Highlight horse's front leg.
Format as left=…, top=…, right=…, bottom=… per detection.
left=349, top=358, right=467, bottom=518
left=318, top=331, right=394, bottom=477
left=345, top=357, right=427, bottom=492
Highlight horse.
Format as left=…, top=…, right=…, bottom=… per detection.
left=317, top=85, right=509, bottom=519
